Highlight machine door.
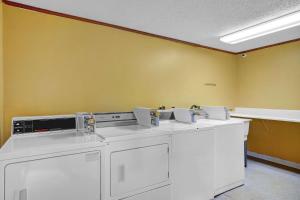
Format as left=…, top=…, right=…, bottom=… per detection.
left=110, top=144, right=169, bottom=197
left=5, top=151, right=101, bottom=200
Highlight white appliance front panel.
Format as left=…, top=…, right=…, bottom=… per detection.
left=214, top=124, right=245, bottom=195
left=5, top=151, right=101, bottom=200
left=122, top=186, right=171, bottom=200
left=171, top=129, right=215, bottom=200
left=110, top=144, right=169, bottom=197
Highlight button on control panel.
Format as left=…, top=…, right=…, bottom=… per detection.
left=13, top=120, right=33, bottom=134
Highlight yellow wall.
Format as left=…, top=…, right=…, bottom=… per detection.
left=2, top=5, right=238, bottom=143
left=247, top=119, right=300, bottom=163
left=237, top=41, right=300, bottom=164
left=0, top=2, right=3, bottom=145
left=2, top=5, right=300, bottom=164
left=237, top=41, right=300, bottom=109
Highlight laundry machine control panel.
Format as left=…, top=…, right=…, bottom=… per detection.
left=12, top=116, right=76, bottom=135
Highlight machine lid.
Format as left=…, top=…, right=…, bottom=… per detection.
left=0, top=131, right=104, bottom=160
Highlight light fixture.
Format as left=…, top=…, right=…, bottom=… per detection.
left=220, top=10, right=300, bottom=44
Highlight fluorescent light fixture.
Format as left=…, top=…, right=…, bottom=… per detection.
left=220, top=11, right=300, bottom=44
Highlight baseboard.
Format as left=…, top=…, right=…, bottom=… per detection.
left=248, top=151, right=300, bottom=170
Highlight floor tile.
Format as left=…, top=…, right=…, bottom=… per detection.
left=215, top=159, right=300, bottom=200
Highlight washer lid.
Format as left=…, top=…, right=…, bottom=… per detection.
left=0, top=132, right=104, bottom=160
left=96, top=125, right=163, bottom=141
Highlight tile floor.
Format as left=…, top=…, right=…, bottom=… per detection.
left=215, top=159, right=300, bottom=200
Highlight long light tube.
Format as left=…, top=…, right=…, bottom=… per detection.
left=220, top=11, right=300, bottom=44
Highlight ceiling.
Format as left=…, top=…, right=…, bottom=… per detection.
left=5, top=0, right=300, bottom=53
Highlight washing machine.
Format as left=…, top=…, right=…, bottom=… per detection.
left=94, top=112, right=172, bottom=200
left=195, top=118, right=249, bottom=196
left=157, top=120, right=215, bottom=200
left=0, top=115, right=104, bottom=200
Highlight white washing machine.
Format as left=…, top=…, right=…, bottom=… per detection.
left=95, top=113, right=217, bottom=200
left=94, top=112, right=171, bottom=200
left=157, top=120, right=215, bottom=200
left=170, top=127, right=215, bottom=200
left=195, top=119, right=249, bottom=196
left=0, top=115, right=104, bottom=200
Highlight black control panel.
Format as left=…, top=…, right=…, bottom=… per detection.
left=13, top=117, right=76, bottom=135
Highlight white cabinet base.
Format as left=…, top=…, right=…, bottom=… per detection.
left=122, top=186, right=171, bottom=200
left=171, top=129, right=215, bottom=200
left=214, top=124, right=245, bottom=196
left=214, top=180, right=244, bottom=197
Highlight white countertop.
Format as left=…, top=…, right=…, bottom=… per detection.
left=195, top=118, right=251, bottom=125
left=230, top=107, right=300, bottom=123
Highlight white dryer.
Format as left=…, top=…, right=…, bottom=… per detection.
left=158, top=120, right=215, bottom=200
left=94, top=112, right=172, bottom=200
left=0, top=115, right=104, bottom=200
left=195, top=119, right=249, bottom=196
